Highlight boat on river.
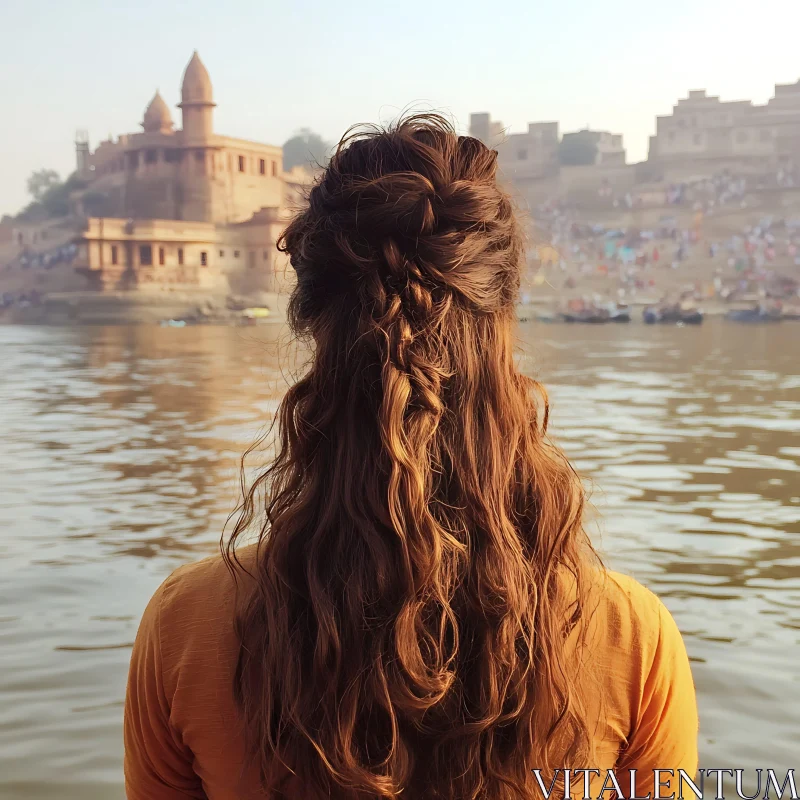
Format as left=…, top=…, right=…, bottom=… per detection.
left=781, top=305, right=800, bottom=321
left=561, top=299, right=630, bottom=324
left=726, top=304, right=782, bottom=323
left=643, top=303, right=704, bottom=325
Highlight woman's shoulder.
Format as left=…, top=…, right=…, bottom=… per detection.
left=599, top=569, right=665, bottom=616
left=128, top=547, right=260, bottom=779
left=154, top=544, right=258, bottom=610
left=574, top=568, right=696, bottom=754
left=142, top=545, right=258, bottom=676
left=587, top=568, right=676, bottom=652
left=584, top=569, right=698, bottom=770
left=582, top=567, right=691, bottom=702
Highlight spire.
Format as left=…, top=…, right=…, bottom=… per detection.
left=179, top=51, right=214, bottom=108
left=142, top=90, right=174, bottom=134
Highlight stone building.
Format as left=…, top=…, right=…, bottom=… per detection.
left=69, top=51, right=313, bottom=294
left=560, top=129, right=626, bottom=166
left=648, top=82, right=800, bottom=170
left=75, top=208, right=293, bottom=295
left=76, top=217, right=223, bottom=292
left=468, top=113, right=506, bottom=148
left=468, top=113, right=631, bottom=211
left=79, top=51, right=294, bottom=225
left=469, top=113, right=560, bottom=182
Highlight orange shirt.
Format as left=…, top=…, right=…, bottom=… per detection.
left=124, top=550, right=698, bottom=799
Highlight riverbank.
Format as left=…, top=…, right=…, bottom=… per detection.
left=0, top=290, right=290, bottom=326
left=515, top=296, right=779, bottom=323
left=2, top=290, right=794, bottom=326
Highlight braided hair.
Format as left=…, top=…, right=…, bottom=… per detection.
left=226, top=114, right=598, bottom=800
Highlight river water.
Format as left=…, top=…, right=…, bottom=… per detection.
left=0, top=321, right=798, bottom=799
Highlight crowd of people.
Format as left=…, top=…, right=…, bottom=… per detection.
left=718, top=216, right=800, bottom=300
left=0, top=241, right=79, bottom=314
left=523, top=187, right=800, bottom=308
left=0, top=289, right=43, bottom=310
left=592, top=163, right=800, bottom=217
left=5, top=242, right=78, bottom=272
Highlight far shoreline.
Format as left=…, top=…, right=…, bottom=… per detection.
left=0, top=290, right=782, bottom=327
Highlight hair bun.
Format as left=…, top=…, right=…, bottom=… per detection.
left=279, top=114, right=522, bottom=322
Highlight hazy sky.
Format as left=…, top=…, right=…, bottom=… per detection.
left=3, top=0, right=800, bottom=216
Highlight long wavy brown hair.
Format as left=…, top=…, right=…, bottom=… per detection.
left=225, top=114, right=599, bottom=799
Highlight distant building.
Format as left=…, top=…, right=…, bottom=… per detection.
left=77, top=217, right=223, bottom=292
left=468, top=113, right=506, bottom=147
left=68, top=51, right=313, bottom=293
left=75, top=208, right=293, bottom=295
left=649, top=82, right=800, bottom=167
left=469, top=113, right=560, bottom=182
left=79, top=51, right=302, bottom=225
left=560, top=129, right=626, bottom=166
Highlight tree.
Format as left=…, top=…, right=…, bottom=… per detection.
left=282, top=129, right=331, bottom=171
left=559, top=135, right=598, bottom=167
left=27, top=169, right=62, bottom=202
left=16, top=172, right=87, bottom=222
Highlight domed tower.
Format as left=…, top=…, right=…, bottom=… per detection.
left=141, top=90, right=174, bottom=134
left=178, top=51, right=215, bottom=144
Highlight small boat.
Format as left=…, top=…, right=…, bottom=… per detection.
left=240, top=307, right=271, bottom=326
left=561, top=300, right=630, bottom=324
left=726, top=306, right=782, bottom=323
left=781, top=305, right=800, bottom=321
left=643, top=304, right=704, bottom=325
left=160, top=319, right=187, bottom=328
left=242, top=307, right=270, bottom=319
left=610, top=305, right=631, bottom=323
left=561, top=310, right=608, bottom=323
